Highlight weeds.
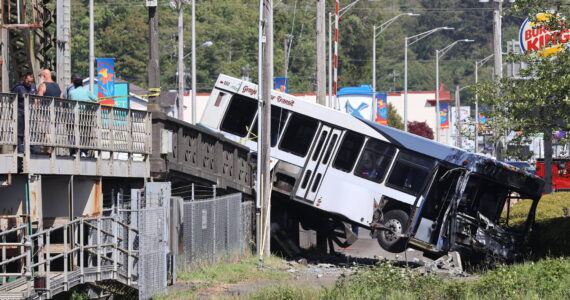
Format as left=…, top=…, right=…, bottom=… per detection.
left=249, top=258, right=570, bottom=300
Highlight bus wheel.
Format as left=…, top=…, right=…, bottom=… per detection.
left=377, top=209, right=409, bottom=253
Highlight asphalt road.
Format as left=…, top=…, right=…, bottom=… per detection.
left=333, top=228, right=432, bottom=264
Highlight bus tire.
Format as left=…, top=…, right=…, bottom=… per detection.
left=377, top=209, right=409, bottom=253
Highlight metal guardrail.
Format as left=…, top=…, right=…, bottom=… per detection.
left=0, top=216, right=139, bottom=299
left=24, top=94, right=151, bottom=154
left=151, top=112, right=253, bottom=195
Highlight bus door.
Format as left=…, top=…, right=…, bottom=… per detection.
left=411, top=166, right=462, bottom=246
left=295, top=125, right=342, bottom=202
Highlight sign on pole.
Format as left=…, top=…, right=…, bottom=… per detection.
left=439, top=103, right=449, bottom=129
left=274, top=77, right=288, bottom=93
left=376, top=93, right=388, bottom=125
left=97, top=58, right=116, bottom=106
left=519, top=13, right=569, bottom=56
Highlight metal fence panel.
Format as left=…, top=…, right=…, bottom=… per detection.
left=138, top=207, right=167, bottom=300
left=138, top=182, right=169, bottom=300
left=182, top=193, right=243, bottom=266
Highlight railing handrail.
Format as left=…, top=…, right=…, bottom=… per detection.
left=16, top=93, right=151, bottom=154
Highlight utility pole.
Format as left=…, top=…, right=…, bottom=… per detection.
left=56, top=0, right=71, bottom=89
left=89, top=0, right=94, bottom=93
left=316, top=0, right=326, bottom=105
left=284, top=34, right=293, bottom=78
left=147, top=0, right=160, bottom=112
left=259, top=0, right=273, bottom=262
left=177, top=1, right=184, bottom=120
left=493, top=0, right=503, bottom=160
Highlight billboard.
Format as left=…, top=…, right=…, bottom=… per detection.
left=97, top=58, right=116, bottom=106
left=519, top=13, right=569, bottom=56
left=376, top=93, right=388, bottom=125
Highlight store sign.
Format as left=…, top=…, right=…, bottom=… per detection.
left=519, top=13, right=569, bottom=56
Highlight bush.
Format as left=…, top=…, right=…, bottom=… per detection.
left=508, top=192, right=570, bottom=258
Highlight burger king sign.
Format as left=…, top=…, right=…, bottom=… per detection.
left=519, top=13, right=569, bottom=56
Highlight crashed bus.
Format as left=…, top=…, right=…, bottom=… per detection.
left=200, top=74, right=544, bottom=264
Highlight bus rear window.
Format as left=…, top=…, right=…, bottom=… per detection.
left=220, top=94, right=258, bottom=137
left=354, top=139, right=396, bottom=183
left=279, top=114, right=318, bottom=157
left=332, top=131, right=365, bottom=172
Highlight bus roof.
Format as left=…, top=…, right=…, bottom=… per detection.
left=359, top=117, right=544, bottom=196
left=358, top=117, right=482, bottom=168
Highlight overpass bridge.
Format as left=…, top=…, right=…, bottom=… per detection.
left=0, top=93, right=254, bottom=298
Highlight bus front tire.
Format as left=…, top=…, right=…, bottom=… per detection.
left=377, top=209, right=409, bottom=253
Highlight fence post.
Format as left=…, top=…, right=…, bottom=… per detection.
left=1, top=234, right=5, bottom=284
left=127, top=226, right=132, bottom=285
left=80, top=218, right=84, bottom=283
left=113, top=219, right=118, bottom=278
left=63, top=224, right=68, bottom=290
left=97, top=216, right=101, bottom=280
left=74, top=100, right=80, bottom=149
left=46, top=231, right=51, bottom=294
left=24, top=94, right=30, bottom=160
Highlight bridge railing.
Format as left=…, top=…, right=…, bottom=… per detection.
left=0, top=94, right=17, bottom=148
left=0, top=93, right=151, bottom=176
left=25, top=94, right=151, bottom=154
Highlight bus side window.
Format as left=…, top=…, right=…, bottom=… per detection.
left=354, top=139, right=396, bottom=183
left=220, top=94, right=258, bottom=137
left=386, top=151, right=435, bottom=195
left=332, top=131, right=365, bottom=172
left=271, top=107, right=289, bottom=146
left=279, top=113, right=319, bottom=157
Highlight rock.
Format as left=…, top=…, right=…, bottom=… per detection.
left=297, top=258, right=308, bottom=265
left=317, top=273, right=323, bottom=278
left=287, top=268, right=296, bottom=273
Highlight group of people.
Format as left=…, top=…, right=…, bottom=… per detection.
left=12, top=69, right=97, bottom=101
left=10, top=69, right=98, bottom=153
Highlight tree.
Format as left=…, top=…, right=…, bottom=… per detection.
left=387, top=103, right=404, bottom=130
left=474, top=2, right=570, bottom=193
left=408, top=121, right=434, bottom=140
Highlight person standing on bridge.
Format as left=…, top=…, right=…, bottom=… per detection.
left=68, top=74, right=97, bottom=102
left=37, top=69, right=61, bottom=97
left=11, top=72, right=37, bottom=153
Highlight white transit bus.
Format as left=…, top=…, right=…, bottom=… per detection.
left=200, top=74, right=544, bottom=263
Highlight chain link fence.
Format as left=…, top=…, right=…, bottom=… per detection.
left=182, top=193, right=245, bottom=268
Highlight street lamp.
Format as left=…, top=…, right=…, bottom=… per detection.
left=330, top=0, right=362, bottom=109
left=455, top=85, right=470, bottom=148
left=404, top=26, right=453, bottom=132
left=178, top=40, right=213, bottom=122
left=474, top=54, right=494, bottom=153
left=372, top=13, right=419, bottom=121
left=435, top=39, right=474, bottom=141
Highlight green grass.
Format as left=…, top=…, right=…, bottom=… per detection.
left=249, top=258, right=570, bottom=300
left=507, top=192, right=570, bottom=258
left=155, top=254, right=292, bottom=299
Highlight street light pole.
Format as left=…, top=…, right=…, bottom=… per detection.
left=177, top=1, right=184, bottom=120
left=435, top=39, right=474, bottom=142
left=474, top=54, right=494, bottom=153
left=191, top=0, right=197, bottom=124
left=332, top=0, right=362, bottom=108
left=404, top=26, right=453, bottom=132
left=372, top=13, right=419, bottom=121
